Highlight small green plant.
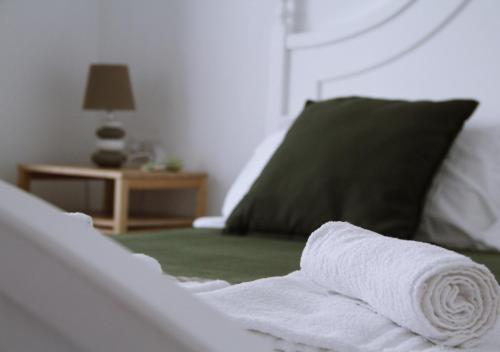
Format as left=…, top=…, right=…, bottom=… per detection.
left=166, top=157, right=183, bottom=172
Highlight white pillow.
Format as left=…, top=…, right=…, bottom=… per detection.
left=192, top=216, right=226, bottom=229
left=417, top=124, right=500, bottom=251
left=221, top=128, right=287, bottom=218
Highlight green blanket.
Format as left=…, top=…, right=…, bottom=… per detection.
left=115, top=228, right=500, bottom=284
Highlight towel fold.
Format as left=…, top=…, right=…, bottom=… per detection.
left=180, top=280, right=230, bottom=293
left=300, top=222, right=499, bottom=348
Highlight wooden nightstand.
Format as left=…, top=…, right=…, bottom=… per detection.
left=17, top=164, right=207, bottom=235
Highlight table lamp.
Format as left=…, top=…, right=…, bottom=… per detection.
left=83, top=64, right=135, bottom=168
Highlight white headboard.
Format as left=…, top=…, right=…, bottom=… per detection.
left=266, top=0, right=500, bottom=132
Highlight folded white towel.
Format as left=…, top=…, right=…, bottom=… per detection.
left=301, top=222, right=499, bottom=348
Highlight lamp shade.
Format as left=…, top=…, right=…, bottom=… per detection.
left=83, top=64, right=135, bottom=111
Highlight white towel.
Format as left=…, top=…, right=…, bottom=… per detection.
left=300, top=222, right=499, bottom=348
left=192, top=216, right=226, bottom=229
left=199, top=222, right=500, bottom=352
left=201, top=271, right=454, bottom=352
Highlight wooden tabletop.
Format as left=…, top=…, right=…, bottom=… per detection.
left=18, top=164, right=207, bottom=180
left=17, top=163, right=208, bottom=234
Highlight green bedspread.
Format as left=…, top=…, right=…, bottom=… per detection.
left=114, top=228, right=500, bottom=284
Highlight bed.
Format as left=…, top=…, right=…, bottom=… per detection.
left=116, top=229, right=304, bottom=283
left=116, top=228, right=500, bottom=284
left=3, top=1, right=500, bottom=351
left=112, top=2, right=500, bottom=349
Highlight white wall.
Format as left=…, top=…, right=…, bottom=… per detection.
left=165, top=0, right=275, bottom=214
left=98, top=0, right=172, bottom=147
left=99, top=0, right=275, bottom=215
left=0, top=0, right=100, bottom=209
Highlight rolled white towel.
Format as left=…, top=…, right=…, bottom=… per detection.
left=300, top=222, right=499, bottom=348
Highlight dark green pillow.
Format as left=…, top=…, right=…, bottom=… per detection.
left=225, top=96, right=478, bottom=239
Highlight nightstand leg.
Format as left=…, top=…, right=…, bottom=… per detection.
left=17, top=167, right=31, bottom=191
left=195, top=178, right=207, bottom=217
left=113, top=179, right=129, bottom=234
left=103, top=180, right=114, bottom=215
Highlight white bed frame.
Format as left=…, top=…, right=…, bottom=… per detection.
left=0, top=181, right=269, bottom=351
left=266, top=0, right=500, bottom=132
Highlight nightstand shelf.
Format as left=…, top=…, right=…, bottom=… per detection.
left=92, top=214, right=194, bottom=234
left=17, top=164, right=207, bottom=235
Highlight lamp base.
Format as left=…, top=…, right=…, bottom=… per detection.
left=92, top=113, right=127, bottom=168
left=92, top=150, right=127, bottom=168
